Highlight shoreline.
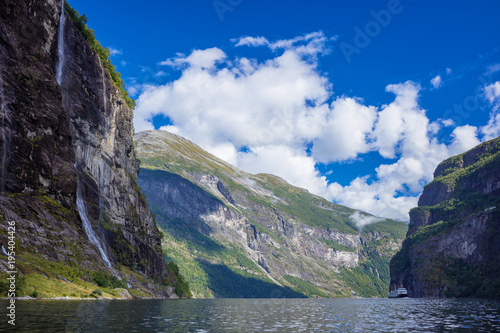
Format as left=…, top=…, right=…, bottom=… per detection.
left=0, top=296, right=173, bottom=301
left=1, top=296, right=394, bottom=301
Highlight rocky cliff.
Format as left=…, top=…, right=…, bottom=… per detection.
left=0, top=0, right=179, bottom=298
left=135, top=130, right=408, bottom=298
left=390, top=136, right=500, bottom=298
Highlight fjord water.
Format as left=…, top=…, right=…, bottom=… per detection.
left=2, top=298, right=499, bottom=332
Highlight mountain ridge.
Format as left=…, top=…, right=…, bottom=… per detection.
left=135, top=129, right=408, bottom=298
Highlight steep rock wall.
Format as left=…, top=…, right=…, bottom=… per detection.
left=0, top=0, right=170, bottom=291
left=390, top=137, right=500, bottom=298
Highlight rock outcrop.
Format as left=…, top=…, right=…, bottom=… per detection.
left=0, top=0, right=174, bottom=296
left=390, top=136, right=500, bottom=298
left=135, top=130, right=408, bottom=298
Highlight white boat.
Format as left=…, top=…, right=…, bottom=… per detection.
left=388, top=285, right=408, bottom=298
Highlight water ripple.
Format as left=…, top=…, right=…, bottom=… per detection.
left=1, top=298, right=499, bottom=332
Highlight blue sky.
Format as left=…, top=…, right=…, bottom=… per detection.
left=67, top=0, right=500, bottom=221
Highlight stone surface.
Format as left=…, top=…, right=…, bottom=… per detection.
left=0, top=0, right=171, bottom=294
left=390, top=136, right=500, bottom=298
left=117, top=288, right=133, bottom=299
left=135, top=130, right=408, bottom=297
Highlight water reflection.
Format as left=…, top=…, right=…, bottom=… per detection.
left=1, top=298, right=499, bottom=332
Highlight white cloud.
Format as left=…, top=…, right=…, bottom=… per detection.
left=159, top=48, right=226, bottom=69
left=482, top=114, right=500, bottom=140
left=481, top=81, right=500, bottom=140
left=127, top=85, right=139, bottom=96
left=372, top=81, right=421, bottom=159
left=269, top=31, right=331, bottom=50
left=450, top=125, right=480, bottom=153
left=312, top=97, right=376, bottom=162
left=446, top=67, right=452, bottom=75
left=430, top=75, right=442, bottom=89
left=350, top=211, right=384, bottom=229
left=158, top=125, right=182, bottom=135
left=126, top=78, right=142, bottom=97
left=135, top=35, right=330, bottom=145
left=108, top=47, right=122, bottom=56
left=233, top=36, right=269, bottom=47
left=134, top=32, right=494, bottom=222
left=485, top=64, right=500, bottom=76
left=238, top=145, right=328, bottom=196
left=155, top=71, right=167, bottom=77
left=441, top=119, right=455, bottom=127
left=484, top=81, right=500, bottom=104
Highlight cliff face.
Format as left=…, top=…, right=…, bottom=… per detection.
left=135, top=130, right=408, bottom=298
left=390, top=136, right=500, bottom=298
left=0, top=0, right=173, bottom=297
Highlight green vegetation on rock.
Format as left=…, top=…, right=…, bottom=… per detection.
left=282, top=275, right=328, bottom=298
left=136, top=130, right=408, bottom=298
left=64, top=1, right=135, bottom=109
left=390, top=135, right=500, bottom=298
left=166, top=261, right=191, bottom=298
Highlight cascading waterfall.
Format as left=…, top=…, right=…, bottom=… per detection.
left=0, top=75, right=11, bottom=194
left=75, top=175, right=114, bottom=270
left=56, top=1, right=116, bottom=274
left=97, top=56, right=108, bottom=124
left=56, top=0, right=65, bottom=86
left=97, top=56, right=115, bottom=148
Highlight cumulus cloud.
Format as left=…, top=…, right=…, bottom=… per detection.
left=441, top=119, right=455, bottom=127
left=134, top=32, right=489, bottom=221
left=238, top=145, right=329, bottom=196
left=484, top=81, right=500, bottom=105
left=450, top=125, right=480, bottom=153
left=312, top=97, right=376, bottom=162
left=372, top=81, right=423, bottom=159
left=482, top=114, right=500, bottom=140
left=430, top=75, right=442, bottom=89
left=135, top=34, right=330, bottom=141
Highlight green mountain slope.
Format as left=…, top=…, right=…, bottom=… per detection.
left=135, top=130, right=408, bottom=298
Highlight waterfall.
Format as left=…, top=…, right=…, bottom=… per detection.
left=56, top=0, right=65, bottom=86
left=56, top=1, right=116, bottom=274
left=76, top=171, right=118, bottom=276
left=75, top=176, right=114, bottom=270
left=98, top=56, right=116, bottom=149
left=0, top=75, right=10, bottom=194
left=97, top=57, right=108, bottom=128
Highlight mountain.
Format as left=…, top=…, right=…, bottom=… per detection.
left=135, top=130, right=408, bottom=298
left=390, top=136, right=500, bottom=298
left=0, top=0, right=185, bottom=298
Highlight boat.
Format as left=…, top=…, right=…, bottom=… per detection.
left=388, top=284, right=408, bottom=298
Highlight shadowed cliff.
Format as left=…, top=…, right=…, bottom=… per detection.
left=390, top=136, right=500, bottom=298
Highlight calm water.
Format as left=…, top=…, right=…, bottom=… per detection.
left=1, top=298, right=499, bottom=332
